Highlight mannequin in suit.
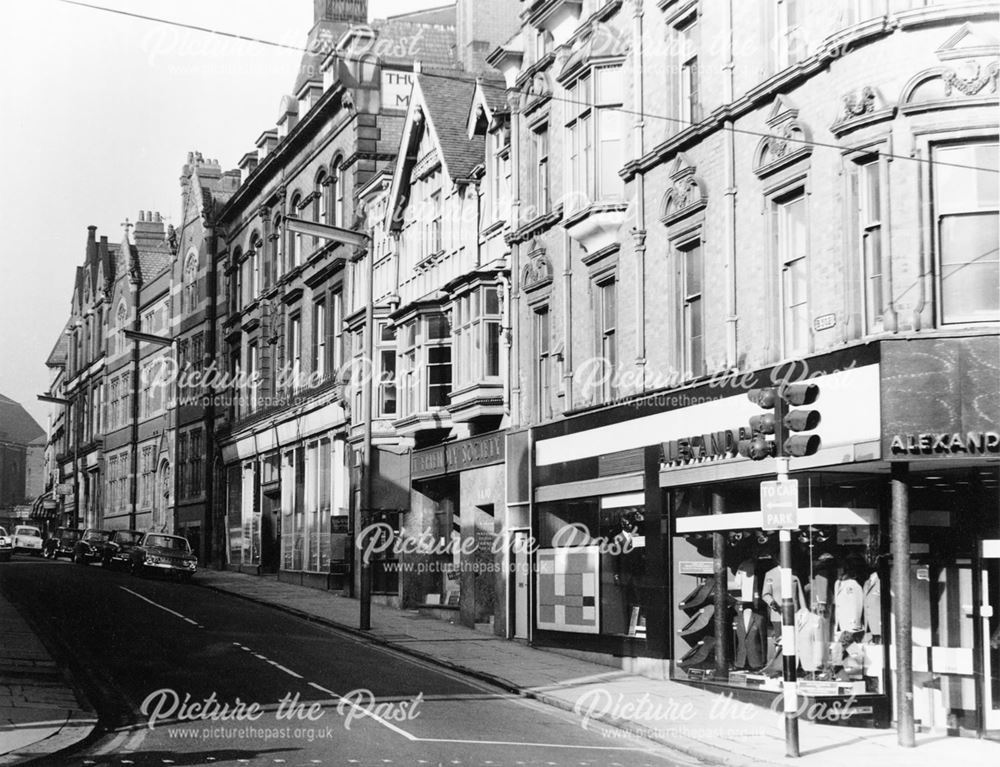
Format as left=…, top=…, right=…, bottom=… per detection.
left=863, top=569, right=881, bottom=642
left=761, top=563, right=806, bottom=628
left=733, top=602, right=770, bottom=669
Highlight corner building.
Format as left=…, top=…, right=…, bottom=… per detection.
left=497, top=0, right=999, bottom=736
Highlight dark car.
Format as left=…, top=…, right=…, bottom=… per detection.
left=129, top=533, right=197, bottom=581
left=73, top=529, right=112, bottom=565
left=43, top=527, right=83, bottom=560
left=100, top=530, right=144, bottom=569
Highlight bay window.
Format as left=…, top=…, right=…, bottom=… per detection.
left=397, top=312, right=453, bottom=416
left=453, top=286, right=502, bottom=387
left=932, top=140, right=999, bottom=324
left=377, top=322, right=397, bottom=417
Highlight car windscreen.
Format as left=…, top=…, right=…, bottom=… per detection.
left=144, top=535, right=190, bottom=552
left=84, top=531, right=111, bottom=542
left=117, top=532, right=142, bottom=544
left=16, top=528, right=41, bottom=537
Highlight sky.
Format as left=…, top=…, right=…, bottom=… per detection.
left=0, top=0, right=446, bottom=432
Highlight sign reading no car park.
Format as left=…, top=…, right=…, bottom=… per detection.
left=761, top=479, right=799, bottom=530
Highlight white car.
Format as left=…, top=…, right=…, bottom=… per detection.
left=0, top=527, right=11, bottom=561
left=12, top=525, right=44, bottom=556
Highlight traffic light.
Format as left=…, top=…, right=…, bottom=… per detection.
left=780, top=383, right=821, bottom=457
left=738, top=387, right=778, bottom=461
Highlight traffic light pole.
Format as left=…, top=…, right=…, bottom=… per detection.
left=776, top=454, right=800, bottom=758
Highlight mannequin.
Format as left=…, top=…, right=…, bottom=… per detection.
left=761, top=562, right=806, bottom=627
left=834, top=556, right=866, bottom=635
left=733, top=600, right=770, bottom=669
left=863, top=568, right=881, bottom=642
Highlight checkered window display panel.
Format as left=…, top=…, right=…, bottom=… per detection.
left=536, top=546, right=600, bottom=634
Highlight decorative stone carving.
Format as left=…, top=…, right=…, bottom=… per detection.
left=753, top=96, right=812, bottom=178
left=943, top=59, right=999, bottom=96
left=830, top=85, right=895, bottom=137
left=659, top=152, right=707, bottom=225
left=521, top=240, right=554, bottom=294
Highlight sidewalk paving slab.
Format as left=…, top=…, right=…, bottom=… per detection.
left=0, top=587, right=98, bottom=766
left=195, top=568, right=1000, bottom=767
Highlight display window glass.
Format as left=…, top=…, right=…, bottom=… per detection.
left=668, top=476, right=887, bottom=697
left=536, top=495, right=648, bottom=638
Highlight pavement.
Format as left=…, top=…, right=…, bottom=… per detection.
left=0, top=581, right=98, bottom=765
left=194, top=568, right=1000, bottom=767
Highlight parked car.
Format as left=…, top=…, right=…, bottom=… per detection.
left=42, top=527, right=83, bottom=560
left=129, top=533, right=197, bottom=581
left=0, top=527, right=11, bottom=561
left=73, top=529, right=112, bottom=565
left=12, top=525, right=44, bottom=556
left=100, top=530, right=144, bottom=569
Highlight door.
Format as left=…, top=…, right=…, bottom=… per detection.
left=511, top=529, right=530, bottom=640
left=981, top=540, right=1000, bottom=735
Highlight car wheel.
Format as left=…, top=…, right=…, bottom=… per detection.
left=75, top=552, right=86, bottom=565
left=101, top=555, right=111, bottom=569
left=42, top=548, right=52, bottom=559
left=129, top=560, right=139, bottom=576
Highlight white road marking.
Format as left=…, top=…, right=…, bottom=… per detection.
left=267, top=660, right=303, bottom=679
left=93, top=731, right=129, bottom=755
left=119, top=587, right=202, bottom=628
left=308, top=682, right=337, bottom=696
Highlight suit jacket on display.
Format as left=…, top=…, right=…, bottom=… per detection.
left=733, top=608, right=770, bottom=669
left=863, top=572, right=881, bottom=636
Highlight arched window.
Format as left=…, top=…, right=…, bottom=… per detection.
left=314, top=170, right=328, bottom=224
left=113, top=302, right=127, bottom=355
left=332, top=158, right=346, bottom=228
left=271, top=212, right=284, bottom=274
left=183, top=252, right=198, bottom=314
left=231, top=246, right=243, bottom=312
left=289, top=193, right=303, bottom=268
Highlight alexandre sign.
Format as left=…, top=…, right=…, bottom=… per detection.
left=411, top=432, right=505, bottom=480
left=889, top=431, right=999, bottom=456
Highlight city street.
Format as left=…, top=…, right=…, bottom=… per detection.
left=0, top=558, right=695, bottom=767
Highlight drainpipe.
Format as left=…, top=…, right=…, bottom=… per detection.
left=912, top=145, right=931, bottom=331
left=562, top=230, right=573, bottom=406
left=129, top=272, right=141, bottom=531
left=632, top=0, right=647, bottom=390
left=360, top=239, right=374, bottom=631
left=508, top=90, right=522, bottom=428
left=204, top=226, right=219, bottom=567
left=723, top=0, right=738, bottom=368
left=880, top=146, right=898, bottom=332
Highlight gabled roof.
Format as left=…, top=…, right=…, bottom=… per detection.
left=467, top=76, right=508, bottom=137
left=45, top=325, right=69, bottom=368
left=0, top=393, right=45, bottom=446
left=417, top=71, right=484, bottom=180
left=385, top=71, right=483, bottom=229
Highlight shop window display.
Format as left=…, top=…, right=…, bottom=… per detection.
left=670, top=481, right=887, bottom=698
left=536, top=498, right=648, bottom=638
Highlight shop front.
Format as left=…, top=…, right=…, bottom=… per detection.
left=220, top=400, right=350, bottom=589
left=879, top=335, right=1000, bottom=737
left=406, top=431, right=506, bottom=630
left=529, top=344, right=898, bottom=719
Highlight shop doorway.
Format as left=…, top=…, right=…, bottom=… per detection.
left=907, top=555, right=998, bottom=735
left=981, top=540, right=1000, bottom=736
left=260, top=489, right=280, bottom=574
left=510, top=528, right=531, bottom=640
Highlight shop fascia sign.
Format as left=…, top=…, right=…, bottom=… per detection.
left=411, top=432, right=505, bottom=479
left=889, top=430, right=999, bottom=456
left=662, top=427, right=748, bottom=466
